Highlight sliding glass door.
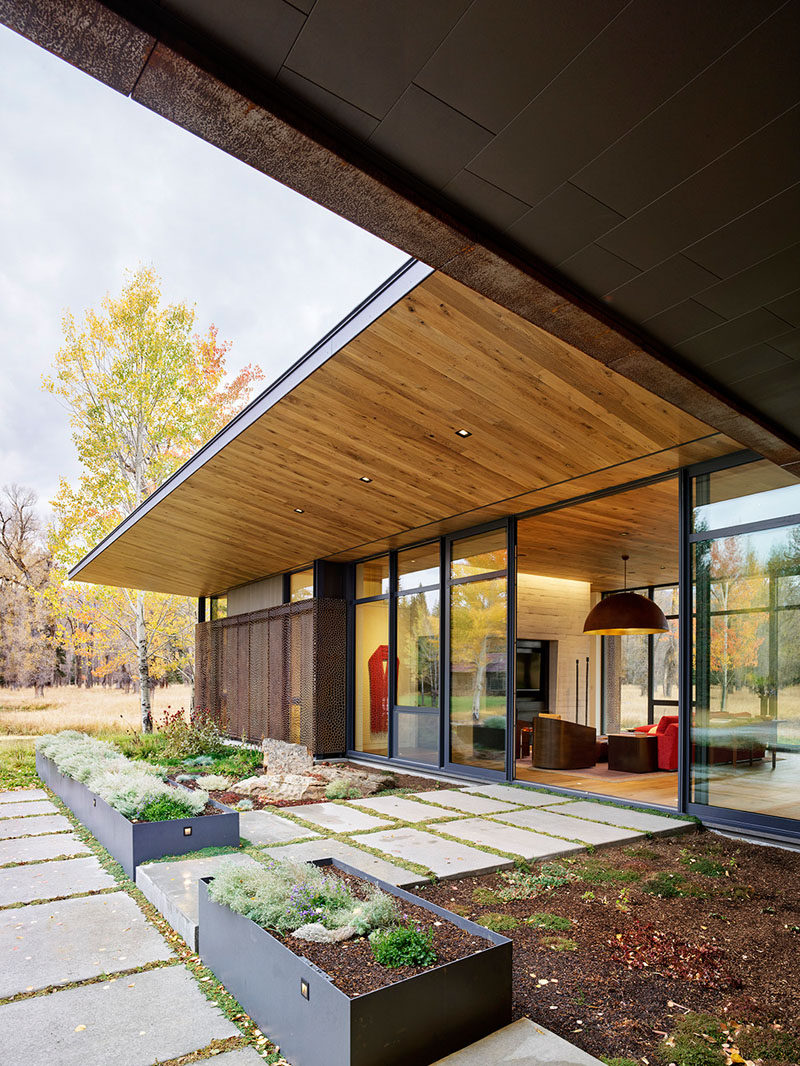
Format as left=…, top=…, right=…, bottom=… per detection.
left=446, top=526, right=509, bottom=775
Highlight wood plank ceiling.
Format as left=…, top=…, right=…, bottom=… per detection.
left=72, top=271, right=742, bottom=596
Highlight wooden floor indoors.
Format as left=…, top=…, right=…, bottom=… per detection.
left=515, top=760, right=679, bottom=808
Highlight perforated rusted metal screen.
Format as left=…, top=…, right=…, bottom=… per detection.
left=195, top=598, right=347, bottom=755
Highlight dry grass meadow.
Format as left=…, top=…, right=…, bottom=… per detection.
left=0, top=684, right=192, bottom=744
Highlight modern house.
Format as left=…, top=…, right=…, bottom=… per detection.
left=7, top=1, right=799, bottom=843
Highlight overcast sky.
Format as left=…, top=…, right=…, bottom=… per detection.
left=0, top=24, right=407, bottom=512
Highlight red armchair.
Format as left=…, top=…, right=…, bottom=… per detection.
left=633, top=715, right=679, bottom=770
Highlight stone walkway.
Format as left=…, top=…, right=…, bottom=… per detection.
left=0, top=788, right=265, bottom=1066
left=2, top=776, right=695, bottom=1066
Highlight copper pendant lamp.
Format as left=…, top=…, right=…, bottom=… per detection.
left=583, top=554, right=670, bottom=636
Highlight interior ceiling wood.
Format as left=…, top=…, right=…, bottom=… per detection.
left=72, top=272, right=741, bottom=597
left=517, top=478, right=679, bottom=591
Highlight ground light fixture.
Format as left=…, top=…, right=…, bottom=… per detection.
left=583, top=554, right=670, bottom=635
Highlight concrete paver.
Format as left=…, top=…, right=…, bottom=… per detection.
left=430, top=1017, right=604, bottom=1065
left=0, top=832, right=90, bottom=865
left=494, top=807, right=642, bottom=846
left=137, top=853, right=263, bottom=950
left=0, top=799, right=58, bottom=818
left=239, top=808, right=319, bottom=845
left=545, top=799, right=697, bottom=836
left=0, top=964, right=238, bottom=1066
left=411, top=789, right=523, bottom=816
left=0, top=813, right=72, bottom=839
left=0, top=789, right=49, bottom=803
left=0, top=855, right=115, bottom=906
left=0, top=890, right=173, bottom=997
left=349, top=794, right=449, bottom=822
left=432, top=818, right=584, bottom=861
left=265, top=836, right=426, bottom=887
left=352, top=827, right=513, bottom=880
left=464, top=783, right=565, bottom=807
left=290, top=801, right=391, bottom=833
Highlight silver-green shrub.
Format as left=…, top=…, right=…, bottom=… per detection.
left=195, top=774, right=231, bottom=791
left=207, top=857, right=399, bottom=942
left=36, top=731, right=207, bottom=820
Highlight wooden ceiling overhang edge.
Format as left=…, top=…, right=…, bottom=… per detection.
left=5, top=0, right=800, bottom=474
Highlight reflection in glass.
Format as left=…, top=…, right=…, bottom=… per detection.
left=397, top=589, right=440, bottom=707
left=653, top=620, right=679, bottom=701
left=449, top=575, right=507, bottom=770
left=396, top=710, right=438, bottom=764
left=692, top=460, right=800, bottom=532
left=210, top=595, right=227, bottom=620
left=653, top=585, right=679, bottom=615
left=398, top=542, right=440, bottom=591
left=356, top=556, right=390, bottom=599
left=289, top=569, right=314, bottom=602
left=354, top=600, right=389, bottom=756
left=450, top=529, right=507, bottom=579
left=692, top=520, right=800, bottom=821
left=616, top=634, right=649, bottom=730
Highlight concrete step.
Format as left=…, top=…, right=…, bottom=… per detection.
left=431, top=1018, right=605, bottom=1065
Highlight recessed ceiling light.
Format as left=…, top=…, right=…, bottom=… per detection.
left=359, top=476, right=372, bottom=483
left=455, top=428, right=472, bottom=438
left=294, top=508, right=304, bottom=514
left=620, top=532, right=629, bottom=537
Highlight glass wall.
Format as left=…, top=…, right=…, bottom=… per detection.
left=353, top=557, right=390, bottom=756
left=448, top=527, right=508, bottom=772
left=691, top=460, right=800, bottom=824
left=395, top=543, right=440, bottom=763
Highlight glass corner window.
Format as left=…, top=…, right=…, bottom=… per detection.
left=289, top=568, right=314, bottom=602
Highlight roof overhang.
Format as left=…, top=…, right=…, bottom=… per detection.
left=69, top=263, right=743, bottom=596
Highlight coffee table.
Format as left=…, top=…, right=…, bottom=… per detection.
left=608, top=732, right=658, bottom=773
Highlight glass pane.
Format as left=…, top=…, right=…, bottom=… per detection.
left=449, top=574, right=507, bottom=771
left=354, top=600, right=389, bottom=756
left=289, top=569, right=314, bottom=602
left=451, top=529, right=507, bottom=579
left=398, top=542, right=440, bottom=591
left=604, top=634, right=649, bottom=731
left=397, top=589, right=440, bottom=707
left=356, top=556, right=390, bottom=599
left=693, top=459, right=800, bottom=533
left=395, top=710, right=439, bottom=764
left=653, top=620, right=679, bottom=701
left=692, top=520, right=800, bottom=821
left=211, top=595, right=227, bottom=620
left=653, top=585, right=679, bottom=616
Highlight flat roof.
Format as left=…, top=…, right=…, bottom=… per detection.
left=69, top=262, right=742, bottom=596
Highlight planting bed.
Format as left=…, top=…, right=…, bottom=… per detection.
left=415, top=832, right=800, bottom=1064
left=36, top=751, right=239, bottom=880
left=198, top=858, right=512, bottom=1066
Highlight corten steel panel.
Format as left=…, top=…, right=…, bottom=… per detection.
left=36, top=752, right=239, bottom=880
left=195, top=598, right=346, bottom=754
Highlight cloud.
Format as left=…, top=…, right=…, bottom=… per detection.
left=0, top=24, right=407, bottom=509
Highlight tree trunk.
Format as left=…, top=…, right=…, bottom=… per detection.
left=137, top=591, right=152, bottom=732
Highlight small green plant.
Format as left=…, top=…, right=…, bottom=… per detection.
left=736, top=1025, right=800, bottom=1062
left=579, top=859, right=642, bottom=885
left=235, top=798, right=254, bottom=811
left=657, top=1013, right=727, bottom=1066
left=497, top=862, right=576, bottom=901
left=369, top=923, right=437, bottom=968
left=624, top=845, right=660, bottom=861
left=472, top=886, right=503, bottom=905
left=325, top=778, right=361, bottom=800
left=642, top=871, right=686, bottom=898
left=680, top=850, right=725, bottom=877
left=137, top=793, right=205, bottom=822
left=602, top=1058, right=639, bottom=1066
left=476, top=912, right=519, bottom=932
left=525, top=912, right=572, bottom=931
left=542, top=935, right=578, bottom=951
left=615, top=886, right=633, bottom=912
left=580, top=890, right=596, bottom=902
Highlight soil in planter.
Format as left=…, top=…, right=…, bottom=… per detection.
left=274, top=868, right=489, bottom=998
left=414, top=832, right=800, bottom=1063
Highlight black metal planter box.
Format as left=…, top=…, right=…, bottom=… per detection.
left=198, top=859, right=512, bottom=1066
left=36, top=751, right=239, bottom=880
